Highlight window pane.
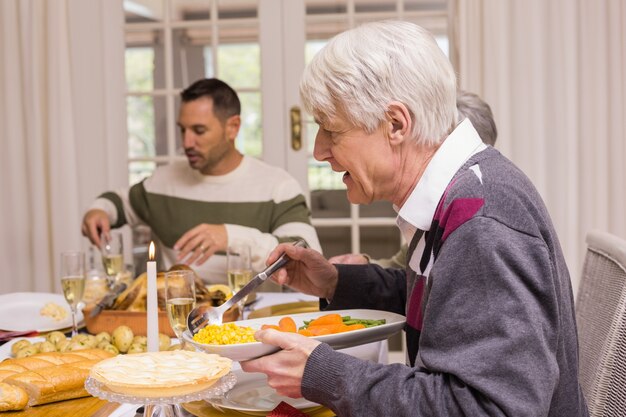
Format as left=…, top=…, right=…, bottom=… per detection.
left=316, top=226, right=351, bottom=258
left=360, top=226, right=402, bottom=260
left=125, top=0, right=164, bottom=23
left=237, top=92, right=262, bottom=157
left=126, top=30, right=165, bottom=91
left=127, top=95, right=168, bottom=158
left=354, top=0, right=396, bottom=13
left=305, top=40, right=327, bottom=65
left=173, top=28, right=211, bottom=89
left=171, top=0, right=211, bottom=21
left=129, top=161, right=157, bottom=186
left=404, top=0, right=447, bottom=12
left=306, top=1, right=347, bottom=15
left=309, top=161, right=345, bottom=191
left=217, top=43, right=260, bottom=88
left=218, top=0, right=258, bottom=19
left=125, top=47, right=155, bottom=91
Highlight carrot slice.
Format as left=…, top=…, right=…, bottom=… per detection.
left=278, top=316, right=297, bottom=332
left=297, top=329, right=314, bottom=337
left=307, top=313, right=343, bottom=327
left=261, top=324, right=281, bottom=330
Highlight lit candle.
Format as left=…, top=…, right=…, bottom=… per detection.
left=146, top=241, right=159, bottom=352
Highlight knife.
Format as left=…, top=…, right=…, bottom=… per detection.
left=89, top=282, right=128, bottom=318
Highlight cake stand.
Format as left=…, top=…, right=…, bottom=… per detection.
left=85, top=372, right=237, bottom=417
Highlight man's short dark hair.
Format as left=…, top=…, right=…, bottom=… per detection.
left=180, top=78, right=241, bottom=122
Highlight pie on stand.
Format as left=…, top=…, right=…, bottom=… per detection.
left=85, top=350, right=236, bottom=417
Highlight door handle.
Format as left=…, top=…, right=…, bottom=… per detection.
left=290, top=106, right=302, bottom=151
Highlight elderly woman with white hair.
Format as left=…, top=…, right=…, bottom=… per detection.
left=241, top=21, right=588, bottom=417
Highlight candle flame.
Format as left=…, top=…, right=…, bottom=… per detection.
left=149, top=241, right=155, bottom=260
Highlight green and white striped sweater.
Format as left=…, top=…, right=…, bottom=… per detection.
left=89, top=156, right=321, bottom=284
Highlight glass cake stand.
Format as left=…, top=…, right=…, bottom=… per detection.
left=85, top=373, right=237, bottom=417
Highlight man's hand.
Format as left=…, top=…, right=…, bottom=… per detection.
left=266, top=243, right=338, bottom=300
left=328, top=253, right=369, bottom=265
left=240, top=329, right=321, bottom=398
left=81, top=209, right=111, bottom=247
left=174, top=224, right=227, bottom=266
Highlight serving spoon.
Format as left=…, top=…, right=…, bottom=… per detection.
left=187, top=239, right=307, bottom=334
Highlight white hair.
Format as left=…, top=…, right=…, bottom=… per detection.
left=300, top=20, right=457, bottom=146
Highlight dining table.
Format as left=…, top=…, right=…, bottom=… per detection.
left=0, top=291, right=390, bottom=417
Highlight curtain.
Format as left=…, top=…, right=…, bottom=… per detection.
left=0, top=0, right=126, bottom=294
left=450, top=0, right=626, bottom=293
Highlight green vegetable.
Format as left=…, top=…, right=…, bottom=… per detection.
left=302, top=315, right=386, bottom=329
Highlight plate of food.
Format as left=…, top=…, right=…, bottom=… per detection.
left=0, top=292, right=83, bottom=333
left=190, top=369, right=320, bottom=416
left=183, top=309, right=405, bottom=362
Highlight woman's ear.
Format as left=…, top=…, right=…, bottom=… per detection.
left=385, top=102, right=411, bottom=145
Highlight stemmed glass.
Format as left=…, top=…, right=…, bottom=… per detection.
left=60, top=251, right=86, bottom=337
left=100, top=230, right=124, bottom=287
left=227, top=241, right=253, bottom=320
left=165, top=270, right=196, bottom=348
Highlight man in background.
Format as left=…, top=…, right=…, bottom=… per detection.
left=82, top=78, right=320, bottom=283
left=328, top=90, right=497, bottom=268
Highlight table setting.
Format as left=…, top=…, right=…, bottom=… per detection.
left=0, top=242, right=403, bottom=417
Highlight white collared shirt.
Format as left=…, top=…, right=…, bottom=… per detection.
left=396, top=118, right=487, bottom=273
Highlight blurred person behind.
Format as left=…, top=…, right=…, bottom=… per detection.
left=82, top=78, right=321, bottom=283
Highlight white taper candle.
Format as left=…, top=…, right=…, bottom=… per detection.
left=146, top=241, right=159, bottom=352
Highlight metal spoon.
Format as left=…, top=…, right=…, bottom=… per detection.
left=187, top=239, right=307, bottom=334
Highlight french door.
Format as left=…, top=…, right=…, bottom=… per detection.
left=123, top=0, right=449, bottom=258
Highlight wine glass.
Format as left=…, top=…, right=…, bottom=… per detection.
left=165, top=270, right=196, bottom=347
left=227, top=241, right=253, bottom=319
left=60, top=251, right=86, bottom=337
left=100, top=230, right=124, bottom=287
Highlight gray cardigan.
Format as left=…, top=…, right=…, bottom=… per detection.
left=302, top=148, right=589, bottom=417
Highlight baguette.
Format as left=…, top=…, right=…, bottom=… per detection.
left=0, top=349, right=113, bottom=381
left=0, top=382, right=28, bottom=411
left=4, top=359, right=100, bottom=406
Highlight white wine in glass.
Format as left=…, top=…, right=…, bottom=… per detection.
left=227, top=242, right=252, bottom=319
left=60, top=251, right=86, bottom=336
left=100, top=231, right=124, bottom=286
left=165, top=270, right=196, bottom=345
left=102, top=253, right=123, bottom=277
left=166, top=297, right=195, bottom=337
left=227, top=269, right=254, bottom=293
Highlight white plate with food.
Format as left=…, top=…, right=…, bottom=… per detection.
left=184, top=309, right=405, bottom=362
left=0, top=336, right=44, bottom=360
left=204, top=369, right=319, bottom=415
left=0, top=292, right=83, bottom=332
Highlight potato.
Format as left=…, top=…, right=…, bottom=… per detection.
left=82, top=335, right=98, bottom=348
left=96, top=340, right=111, bottom=350
left=112, top=326, right=134, bottom=353
left=10, top=340, right=31, bottom=356
left=132, top=335, right=147, bottom=346
left=95, top=332, right=111, bottom=344
left=102, top=344, right=119, bottom=355
left=71, top=334, right=91, bottom=344
left=127, top=342, right=146, bottom=354
left=31, top=342, right=42, bottom=352
left=167, top=343, right=182, bottom=351
left=67, top=341, right=89, bottom=351
left=46, top=331, right=66, bottom=346
left=38, top=341, right=56, bottom=353
left=56, top=339, right=71, bottom=352
left=16, top=345, right=39, bottom=358
left=158, top=333, right=171, bottom=351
